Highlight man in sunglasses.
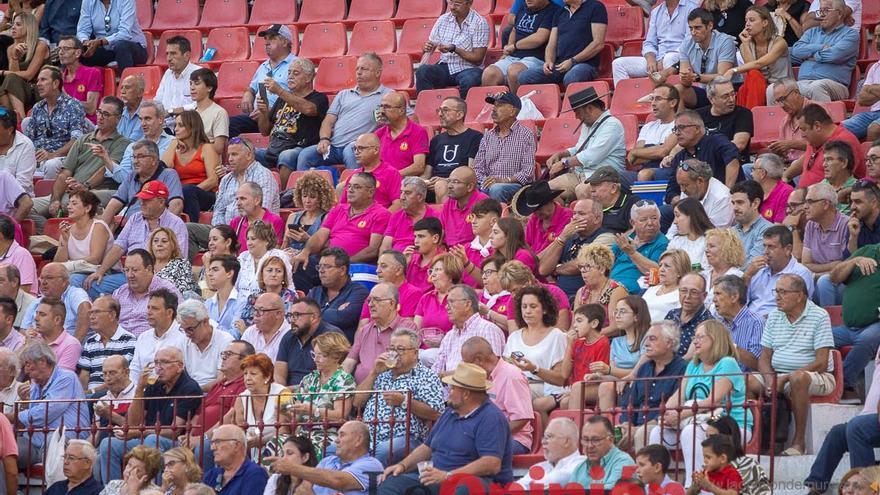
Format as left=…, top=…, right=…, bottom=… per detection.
left=76, top=0, right=148, bottom=75
left=791, top=0, right=859, bottom=102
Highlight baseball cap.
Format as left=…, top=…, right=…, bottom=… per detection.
left=258, top=24, right=294, bottom=44
left=135, top=180, right=170, bottom=200
left=485, top=92, right=522, bottom=110
left=585, top=166, right=622, bottom=184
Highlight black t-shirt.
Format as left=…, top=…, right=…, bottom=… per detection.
left=554, top=0, right=608, bottom=67
left=769, top=0, right=809, bottom=46
left=664, top=133, right=742, bottom=201
left=143, top=371, right=203, bottom=425
left=268, top=90, right=330, bottom=149
left=428, top=128, right=483, bottom=179
left=697, top=105, right=753, bottom=163
left=602, top=190, right=639, bottom=234
left=510, top=2, right=561, bottom=59
left=712, top=0, right=750, bottom=44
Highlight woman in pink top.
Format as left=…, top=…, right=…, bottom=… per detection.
left=489, top=218, right=538, bottom=277
left=414, top=253, right=463, bottom=340
left=404, top=217, right=444, bottom=292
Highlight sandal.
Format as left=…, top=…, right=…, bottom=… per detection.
left=781, top=447, right=804, bottom=456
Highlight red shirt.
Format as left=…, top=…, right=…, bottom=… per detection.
left=440, top=190, right=488, bottom=246
left=570, top=336, right=611, bottom=385
left=706, top=464, right=743, bottom=492
left=191, top=375, right=246, bottom=435
left=375, top=119, right=430, bottom=172
left=798, top=125, right=866, bottom=188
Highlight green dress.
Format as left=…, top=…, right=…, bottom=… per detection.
left=294, top=367, right=356, bottom=456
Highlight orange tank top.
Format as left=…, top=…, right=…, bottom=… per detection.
left=173, top=144, right=209, bottom=186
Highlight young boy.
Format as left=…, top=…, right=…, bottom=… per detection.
left=404, top=217, right=444, bottom=291
left=635, top=444, right=684, bottom=495
left=687, top=435, right=743, bottom=495
left=554, top=304, right=610, bottom=410
left=454, top=198, right=502, bottom=286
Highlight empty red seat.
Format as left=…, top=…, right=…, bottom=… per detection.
left=516, top=84, right=560, bottom=120
left=597, top=43, right=614, bottom=79
left=471, top=0, right=493, bottom=16
left=609, top=77, right=653, bottom=121
left=136, top=0, right=153, bottom=28
left=379, top=53, right=414, bottom=91
left=750, top=105, right=784, bottom=151
left=34, top=179, right=54, bottom=197
left=143, top=32, right=155, bottom=64
left=413, top=88, right=459, bottom=127
left=348, top=21, right=396, bottom=56
left=204, top=27, right=250, bottom=65
left=295, top=0, right=345, bottom=27
left=216, top=97, right=243, bottom=117
left=247, top=0, right=298, bottom=28
left=398, top=18, right=434, bottom=60
left=561, top=81, right=611, bottom=112
left=605, top=6, right=645, bottom=47
left=101, top=67, right=116, bottom=98
left=252, top=25, right=299, bottom=60
left=197, top=0, right=247, bottom=31
left=465, top=85, right=506, bottom=124
left=393, top=0, right=444, bottom=24
left=215, top=61, right=261, bottom=99
left=492, top=0, right=514, bottom=18
left=620, top=39, right=643, bottom=57
left=119, top=66, right=162, bottom=99
left=818, top=101, right=846, bottom=123
left=314, top=56, right=357, bottom=94
left=299, top=23, right=347, bottom=60
left=864, top=0, right=879, bottom=27
left=156, top=30, right=202, bottom=66
left=619, top=113, right=639, bottom=150
left=536, top=118, right=581, bottom=162
left=149, top=0, right=199, bottom=32
left=240, top=132, right=271, bottom=149
left=345, top=0, right=395, bottom=26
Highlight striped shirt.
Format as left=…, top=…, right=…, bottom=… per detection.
left=429, top=9, right=491, bottom=74
left=212, top=162, right=280, bottom=225
left=76, top=327, right=137, bottom=389
left=473, top=122, right=536, bottom=187
left=722, top=306, right=764, bottom=371
left=433, top=313, right=506, bottom=374
left=762, top=301, right=834, bottom=373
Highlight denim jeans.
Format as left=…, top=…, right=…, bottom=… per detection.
left=81, top=39, right=148, bottom=74
left=833, top=322, right=880, bottom=388
left=842, top=110, right=880, bottom=139
left=70, top=272, right=127, bottom=300
left=806, top=414, right=880, bottom=491
left=517, top=63, right=599, bottom=88
left=256, top=147, right=305, bottom=171
left=296, top=143, right=357, bottom=170
left=482, top=183, right=522, bottom=203
left=229, top=114, right=260, bottom=137
left=181, top=185, right=216, bottom=225
left=372, top=437, right=422, bottom=467
left=378, top=472, right=494, bottom=495
left=415, top=63, right=483, bottom=98
left=816, top=273, right=845, bottom=306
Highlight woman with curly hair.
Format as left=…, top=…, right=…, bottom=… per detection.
left=100, top=445, right=162, bottom=495
left=572, top=243, right=627, bottom=331
left=160, top=448, right=202, bottom=495
left=148, top=227, right=199, bottom=294
left=701, top=228, right=745, bottom=314
left=285, top=171, right=336, bottom=253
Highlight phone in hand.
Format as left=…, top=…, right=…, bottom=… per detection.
left=258, top=83, right=269, bottom=106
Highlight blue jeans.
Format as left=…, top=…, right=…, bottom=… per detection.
left=296, top=143, right=357, bottom=170
left=181, top=185, right=216, bottom=226
left=372, top=437, right=421, bottom=467
left=192, top=436, right=216, bottom=472
left=415, top=63, right=483, bottom=98
left=378, top=472, right=493, bottom=495
left=229, top=113, right=260, bottom=137
left=816, top=273, right=845, bottom=306
left=517, top=63, right=599, bottom=88
left=81, top=39, right=148, bottom=74
left=806, top=414, right=880, bottom=491
left=842, top=110, right=880, bottom=139
left=481, top=183, right=521, bottom=203
left=256, top=147, right=305, bottom=171
left=512, top=440, right=530, bottom=455
left=833, top=322, right=880, bottom=388
left=70, top=272, right=126, bottom=300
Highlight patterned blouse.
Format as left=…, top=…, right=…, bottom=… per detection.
left=156, top=258, right=200, bottom=295
left=361, top=364, right=445, bottom=444
left=732, top=456, right=771, bottom=495
left=294, top=367, right=356, bottom=455
left=575, top=279, right=624, bottom=323
left=239, top=288, right=297, bottom=327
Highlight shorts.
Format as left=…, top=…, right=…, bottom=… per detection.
left=492, top=56, right=544, bottom=76
left=753, top=371, right=836, bottom=396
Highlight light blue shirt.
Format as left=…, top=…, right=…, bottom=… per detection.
left=790, top=25, right=859, bottom=86
left=248, top=53, right=297, bottom=108
left=571, top=446, right=636, bottom=490
left=734, top=215, right=773, bottom=267
left=747, top=256, right=815, bottom=316
left=642, top=0, right=699, bottom=58
left=117, top=105, right=144, bottom=142
left=21, top=286, right=91, bottom=336
left=568, top=110, right=626, bottom=178
left=18, top=366, right=90, bottom=448
left=76, top=0, right=147, bottom=46
left=107, top=132, right=174, bottom=182
left=312, top=455, right=384, bottom=495
left=677, top=30, right=737, bottom=75
left=206, top=288, right=246, bottom=339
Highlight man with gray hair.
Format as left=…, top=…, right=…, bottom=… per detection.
left=254, top=57, right=329, bottom=189
left=0, top=346, right=21, bottom=414
left=767, top=80, right=810, bottom=162
left=804, top=181, right=851, bottom=306
left=77, top=295, right=135, bottom=395
left=229, top=181, right=285, bottom=250
left=21, top=263, right=91, bottom=341
left=791, top=0, right=859, bottom=102
left=101, top=100, right=175, bottom=182
left=9, top=341, right=90, bottom=468
left=516, top=418, right=585, bottom=486
left=338, top=133, right=403, bottom=209
left=696, top=76, right=753, bottom=164
left=666, top=159, right=733, bottom=237
left=356, top=251, right=422, bottom=327
left=432, top=284, right=506, bottom=375
left=344, top=282, right=417, bottom=383
left=354, top=328, right=443, bottom=466
left=180, top=298, right=234, bottom=390
left=47, top=439, right=102, bottom=495
left=202, top=424, right=268, bottom=494
left=380, top=178, right=438, bottom=253
left=712, top=275, right=764, bottom=373
left=117, top=75, right=146, bottom=142
left=0, top=264, right=35, bottom=330
left=610, top=201, right=669, bottom=294
left=752, top=153, right=794, bottom=224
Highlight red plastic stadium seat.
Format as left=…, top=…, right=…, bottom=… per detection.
left=536, top=118, right=581, bottom=162
left=299, top=23, right=347, bottom=60
left=149, top=0, right=199, bottom=32
left=818, top=101, right=846, bottom=123
left=240, top=133, right=270, bottom=149
left=215, top=61, right=260, bottom=99
left=119, top=66, right=161, bottom=99
left=295, top=0, right=345, bottom=27
left=379, top=53, right=414, bottom=91
left=750, top=105, right=784, bottom=151
left=101, top=67, right=116, bottom=98
left=516, top=84, right=560, bottom=120
left=286, top=170, right=334, bottom=190
left=609, top=77, right=653, bottom=121
left=811, top=350, right=844, bottom=404
left=859, top=28, right=880, bottom=71
left=204, top=27, right=250, bottom=65
left=465, top=85, right=507, bottom=124
left=492, top=0, right=513, bottom=19
left=485, top=15, right=496, bottom=50
left=826, top=305, right=843, bottom=327
left=156, top=30, right=202, bottom=66
left=314, top=56, right=357, bottom=94
left=34, top=179, right=54, bottom=197
left=348, top=21, right=396, bottom=56
left=495, top=15, right=510, bottom=48
left=619, top=113, right=639, bottom=150
left=44, top=218, right=68, bottom=241
left=197, top=0, right=247, bottom=31
left=864, top=1, right=879, bottom=27
left=247, top=0, right=298, bottom=28
left=398, top=18, right=435, bottom=60
left=143, top=32, right=155, bottom=65
left=561, top=81, right=611, bottom=112
left=620, top=39, right=644, bottom=57
left=605, top=6, right=645, bottom=47
left=136, top=0, right=153, bottom=28
left=216, top=97, right=243, bottom=117
left=252, top=25, right=299, bottom=60
left=345, top=0, right=395, bottom=26
left=471, top=0, right=493, bottom=16
left=413, top=88, right=459, bottom=128
left=393, top=0, right=444, bottom=24
left=596, top=43, right=614, bottom=79
left=512, top=413, right=544, bottom=468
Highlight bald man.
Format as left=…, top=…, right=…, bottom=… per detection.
left=20, top=263, right=91, bottom=341
left=93, top=355, right=134, bottom=434
left=376, top=92, right=429, bottom=178
left=204, top=424, right=268, bottom=494
left=338, top=133, right=403, bottom=210
left=240, top=292, right=290, bottom=361
left=439, top=166, right=489, bottom=246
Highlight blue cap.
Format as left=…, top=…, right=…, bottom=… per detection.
left=485, top=92, right=522, bottom=110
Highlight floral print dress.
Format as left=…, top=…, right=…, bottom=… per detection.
left=294, top=367, right=355, bottom=456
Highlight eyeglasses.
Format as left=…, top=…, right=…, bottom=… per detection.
left=220, top=351, right=245, bottom=359
left=96, top=110, right=120, bottom=118
left=774, top=89, right=796, bottom=104
left=437, top=106, right=461, bottom=114
left=580, top=436, right=611, bottom=445
left=352, top=146, right=377, bottom=153
left=367, top=296, right=394, bottom=305
left=88, top=309, right=113, bottom=316
left=310, top=351, right=328, bottom=360
left=316, top=263, right=340, bottom=272
left=254, top=307, right=281, bottom=316
left=785, top=200, right=805, bottom=212
left=286, top=311, right=316, bottom=321
left=678, top=288, right=704, bottom=296
left=153, top=360, right=181, bottom=368
left=347, top=183, right=370, bottom=191
left=447, top=179, right=467, bottom=186
left=132, top=154, right=153, bottom=161
left=714, top=90, right=737, bottom=100
left=64, top=455, right=89, bottom=462
left=57, top=46, right=78, bottom=53
left=179, top=322, right=202, bottom=333
left=387, top=346, right=416, bottom=353
left=772, top=288, right=798, bottom=296
left=578, top=264, right=597, bottom=273
left=804, top=198, right=828, bottom=206
left=818, top=7, right=839, bottom=14
left=613, top=309, right=631, bottom=316
left=868, top=154, right=880, bottom=165
left=672, top=124, right=699, bottom=134
left=445, top=298, right=468, bottom=307
left=481, top=268, right=498, bottom=276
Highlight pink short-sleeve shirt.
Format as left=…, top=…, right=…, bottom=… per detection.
left=440, top=191, right=489, bottom=246
left=383, top=207, right=440, bottom=252
left=324, top=203, right=391, bottom=256
left=375, top=120, right=430, bottom=172
left=340, top=162, right=403, bottom=208
left=525, top=204, right=573, bottom=255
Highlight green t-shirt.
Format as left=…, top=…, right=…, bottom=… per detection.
left=842, top=244, right=880, bottom=328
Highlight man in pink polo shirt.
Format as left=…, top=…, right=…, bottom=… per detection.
left=357, top=250, right=422, bottom=325
left=292, top=172, right=390, bottom=292
left=230, top=182, right=285, bottom=252
left=28, top=297, right=81, bottom=372
left=375, top=92, right=429, bottom=177
left=514, top=181, right=573, bottom=255
left=380, top=177, right=439, bottom=253
left=440, top=166, right=488, bottom=247
left=338, top=133, right=402, bottom=210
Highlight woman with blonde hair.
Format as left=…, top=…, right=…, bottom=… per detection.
left=285, top=171, right=336, bottom=253
left=650, top=320, right=751, bottom=485
left=643, top=249, right=691, bottom=322
left=725, top=5, right=793, bottom=107
left=162, top=109, right=220, bottom=223
left=148, top=227, right=199, bottom=294
left=160, top=448, right=203, bottom=495
left=238, top=254, right=296, bottom=326
left=572, top=244, right=626, bottom=331
left=100, top=445, right=162, bottom=495
left=236, top=220, right=288, bottom=297
left=498, top=260, right=571, bottom=332
left=702, top=228, right=745, bottom=314
left=0, top=0, right=44, bottom=32
left=0, top=11, right=48, bottom=118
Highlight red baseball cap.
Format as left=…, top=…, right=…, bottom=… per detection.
left=135, top=180, right=169, bottom=200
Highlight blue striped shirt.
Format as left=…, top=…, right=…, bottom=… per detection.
left=722, top=306, right=764, bottom=371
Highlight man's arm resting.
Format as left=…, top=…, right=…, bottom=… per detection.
left=286, top=465, right=364, bottom=492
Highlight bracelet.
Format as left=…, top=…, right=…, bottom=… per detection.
left=554, top=237, right=566, bottom=247
left=569, top=58, right=576, bottom=66
left=319, top=137, right=331, bottom=142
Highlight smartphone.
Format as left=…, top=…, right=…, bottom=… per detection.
left=258, top=83, right=269, bottom=105
left=511, top=351, right=525, bottom=361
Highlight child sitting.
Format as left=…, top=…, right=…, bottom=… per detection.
left=687, top=435, right=743, bottom=495
left=635, top=444, right=685, bottom=495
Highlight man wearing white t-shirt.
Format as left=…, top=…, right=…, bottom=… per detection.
left=179, top=299, right=234, bottom=391
left=629, top=84, right=680, bottom=182
left=128, top=289, right=186, bottom=382
left=666, top=159, right=733, bottom=237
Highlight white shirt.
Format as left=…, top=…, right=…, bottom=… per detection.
left=155, top=62, right=202, bottom=115
left=516, top=450, right=586, bottom=486
left=185, top=326, right=235, bottom=387
left=808, top=0, right=861, bottom=30
left=503, top=328, right=568, bottom=395
left=129, top=322, right=187, bottom=383
left=241, top=320, right=291, bottom=362
left=667, top=177, right=733, bottom=237
left=636, top=119, right=674, bottom=147
left=0, top=380, right=21, bottom=415
left=94, top=380, right=136, bottom=422
left=0, top=131, right=36, bottom=195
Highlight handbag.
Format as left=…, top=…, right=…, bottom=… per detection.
left=678, top=399, right=725, bottom=429
left=44, top=426, right=66, bottom=486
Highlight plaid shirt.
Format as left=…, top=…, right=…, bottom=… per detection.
left=213, top=162, right=280, bottom=225
left=473, top=121, right=536, bottom=187
left=362, top=364, right=445, bottom=444
left=433, top=313, right=506, bottom=373
left=429, top=9, right=490, bottom=74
